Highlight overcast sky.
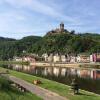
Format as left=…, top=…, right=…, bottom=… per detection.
left=0, top=0, right=100, bottom=39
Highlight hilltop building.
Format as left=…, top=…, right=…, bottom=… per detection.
left=46, top=22, right=69, bottom=35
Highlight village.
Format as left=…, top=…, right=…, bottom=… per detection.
left=13, top=53, right=100, bottom=64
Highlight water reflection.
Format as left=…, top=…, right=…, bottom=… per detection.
left=4, top=64, right=100, bottom=94
left=11, top=65, right=100, bottom=80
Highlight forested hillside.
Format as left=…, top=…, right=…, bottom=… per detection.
left=0, top=36, right=42, bottom=60
left=32, top=33, right=100, bottom=54
left=0, top=33, right=100, bottom=60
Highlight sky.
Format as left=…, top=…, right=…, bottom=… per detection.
left=0, top=0, right=100, bottom=39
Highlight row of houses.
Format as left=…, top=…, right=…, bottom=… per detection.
left=13, top=56, right=35, bottom=62
left=13, top=53, right=100, bottom=63
left=42, top=53, right=100, bottom=63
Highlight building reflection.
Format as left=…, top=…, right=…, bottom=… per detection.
left=11, top=65, right=100, bottom=80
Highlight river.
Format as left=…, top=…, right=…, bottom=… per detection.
left=2, top=64, right=100, bottom=94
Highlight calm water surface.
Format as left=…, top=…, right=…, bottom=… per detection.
left=2, top=64, right=100, bottom=94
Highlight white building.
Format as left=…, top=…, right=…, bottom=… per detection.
left=61, top=55, right=66, bottom=62
left=13, top=57, right=23, bottom=61
left=23, top=56, right=35, bottom=62
left=70, top=56, right=76, bottom=63
left=76, top=54, right=90, bottom=63
left=42, top=53, right=48, bottom=61
left=48, top=54, right=53, bottom=62
left=53, top=54, right=60, bottom=62
left=90, top=55, right=94, bottom=63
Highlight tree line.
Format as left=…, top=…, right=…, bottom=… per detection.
left=0, top=32, right=100, bottom=60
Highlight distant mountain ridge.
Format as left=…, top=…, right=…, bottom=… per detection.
left=0, top=37, right=16, bottom=41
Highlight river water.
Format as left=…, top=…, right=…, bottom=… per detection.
left=2, top=64, right=100, bottom=94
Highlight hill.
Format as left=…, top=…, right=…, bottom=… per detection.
left=31, top=33, right=100, bottom=55
left=0, top=33, right=100, bottom=60
left=0, top=37, right=16, bottom=42
left=0, top=36, right=42, bottom=60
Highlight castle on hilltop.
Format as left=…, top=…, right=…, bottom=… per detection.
left=46, top=22, right=69, bottom=35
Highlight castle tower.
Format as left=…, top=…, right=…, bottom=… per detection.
left=60, top=22, right=64, bottom=32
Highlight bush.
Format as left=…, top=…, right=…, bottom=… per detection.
left=0, top=76, right=11, bottom=90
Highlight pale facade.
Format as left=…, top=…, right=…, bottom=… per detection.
left=70, top=56, right=76, bottom=63
left=53, top=54, right=60, bottom=62
left=61, top=55, right=66, bottom=62
left=76, top=55, right=90, bottom=63
left=13, top=57, right=23, bottom=61
left=48, top=54, right=53, bottom=62
left=42, top=53, right=48, bottom=61
left=90, top=55, right=94, bottom=62
left=23, top=56, right=35, bottom=62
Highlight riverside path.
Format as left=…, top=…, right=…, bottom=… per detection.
left=9, top=76, right=68, bottom=100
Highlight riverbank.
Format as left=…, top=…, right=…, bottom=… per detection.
left=0, top=73, right=42, bottom=100
left=9, top=75, right=66, bottom=100
left=0, top=67, right=100, bottom=100
left=0, top=61, right=29, bottom=65
left=0, top=61, right=100, bottom=69
left=30, top=62, right=100, bottom=68
left=0, top=89, right=42, bottom=100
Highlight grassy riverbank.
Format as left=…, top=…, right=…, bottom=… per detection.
left=0, top=89, right=42, bottom=100
left=0, top=67, right=100, bottom=100
left=0, top=74, right=42, bottom=100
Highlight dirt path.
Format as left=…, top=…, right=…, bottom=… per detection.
left=9, top=76, right=68, bottom=100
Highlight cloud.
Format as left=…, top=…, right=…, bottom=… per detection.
left=1, top=12, right=26, bottom=21
left=0, top=0, right=100, bottom=39
left=5, top=0, right=32, bottom=7
left=4, top=0, right=77, bottom=23
left=0, top=10, right=27, bottom=34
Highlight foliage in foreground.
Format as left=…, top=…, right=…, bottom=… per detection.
left=0, top=76, right=42, bottom=100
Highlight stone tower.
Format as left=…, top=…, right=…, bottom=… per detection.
left=60, top=22, right=64, bottom=32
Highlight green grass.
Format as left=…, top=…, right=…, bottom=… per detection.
left=0, top=68, right=42, bottom=100
left=0, top=67, right=100, bottom=100
left=0, top=89, right=42, bottom=100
